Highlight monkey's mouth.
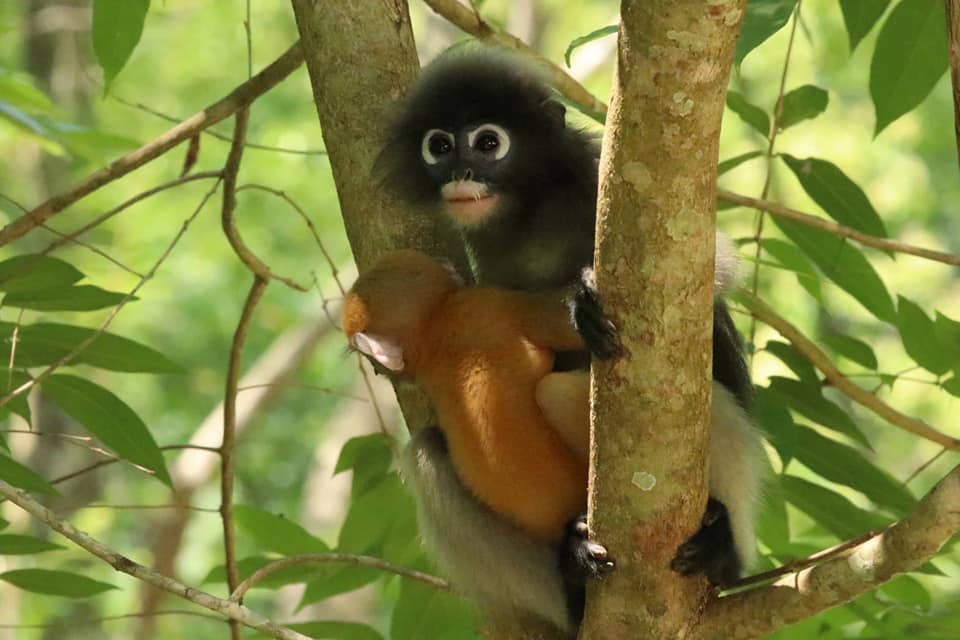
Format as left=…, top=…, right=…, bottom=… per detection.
left=441, top=180, right=499, bottom=227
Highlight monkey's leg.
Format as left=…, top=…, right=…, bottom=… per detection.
left=670, top=383, right=765, bottom=585
left=535, top=371, right=590, bottom=464
left=401, top=427, right=573, bottom=634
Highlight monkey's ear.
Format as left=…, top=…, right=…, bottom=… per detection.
left=351, top=332, right=405, bottom=371
left=543, top=99, right=566, bottom=128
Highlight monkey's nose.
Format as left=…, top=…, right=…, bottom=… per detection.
left=463, top=168, right=474, bottom=181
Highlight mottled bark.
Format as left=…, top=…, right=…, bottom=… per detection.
left=583, top=2, right=746, bottom=638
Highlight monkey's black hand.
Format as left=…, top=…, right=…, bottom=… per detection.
left=670, top=498, right=741, bottom=587
left=571, top=268, right=624, bottom=360
left=559, top=514, right=615, bottom=585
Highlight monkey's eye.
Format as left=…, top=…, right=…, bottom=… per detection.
left=467, top=124, right=510, bottom=161
left=421, top=129, right=455, bottom=165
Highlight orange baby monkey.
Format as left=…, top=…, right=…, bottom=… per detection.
left=342, top=249, right=588, bottom=543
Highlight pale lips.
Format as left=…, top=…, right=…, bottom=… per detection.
left=441, top=180, right=498, bottom=225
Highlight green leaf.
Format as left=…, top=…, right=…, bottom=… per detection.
left=42, top=374, right=171, bottom=487
left=0, top=370, right=33, bottom=426
left=391, top=580, right=481, bottom=640
left=337, top=474, right=413, bottom=555
left=92, top=0, right=151, bottom=92
left=897, top=296, right=954, bottom=375
left=767, top=377, right=870, bottom=448
left=50, top=124, right=140, bottom=164
left=0, top=70, right=57, bottom=115
left=290, top=621, right=385, bottom=640
left=0, top=569, right=116, bottom=597
left=773, top=220, right=896, bottom=323
left=764, top=340, right=818, bottom=383
left=777, top=85, right=829, bottom=130
left=205, top=555, right=322, bottom=590
left=877, top=575, right=931, bottom=612
left=0, top=517, right=8, bottom=531
left=734, top=0, right=798, bottom=65
left=870, top=0, right=949, bottom=135
left=781, top=475, right=888, bottom=539
left=0, top=534, right=64, bottom=555
left=787, top=423, right=915, bottom=515
left=335, top=433, right=393, bottom=495
left=234, top=505, right=329, bottom=556
left=839, top=0, right=892, bottom=52
left=0, top=255, right=83, bottom=293
left=0, top=453, right=58, bottom=495
left=933, top=312, right=960, bottom=362
left=943, top=374, right=960, bottom=398
left=300, top=567, right=383, bottom=608
left=564, top=25, right=617, bottom=67
left=755, top=463, right=790, bottom=552
left=780, top=155, right=887, bottom=238
left=821, top=333, right=878, bottom=369
left=3, top=285, right=132, bottom=311
left=726, top=91, right=770, bottom=136
left=753, top=386, right=797, bottom=464
left=718, top=151, right=764, bottom=176
left=0, top=322, right=182, bottom=373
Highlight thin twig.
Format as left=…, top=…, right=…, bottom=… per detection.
left=39, top=223, right=143, bottom=277
left=0, top=42, right=303, bottom=247
left=0, top=179, right=222, bottom=411
left=748, top=1, right=801, bottom=353
left=236, top=382, right=367, bottom=401
left=39, top=171, right=222, bottom=258
left=422, top=0, right=608, bottom=120
left=78, top=504, right=219, bottom=513
left=905, top=447, right=950, bottom=485
left=0, top=479, right=313, bottom=640
left=946, top=0, right=960, bottom=174
left=719, top=190, right=960, bottom=267
left=737, top=289, right=960, bottom=450
left=49, top=445, right=220, bottom=486
left=229, top=552, right=450, bottom=602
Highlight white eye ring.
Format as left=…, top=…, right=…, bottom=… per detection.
left=467, top=124, right=510, bottom=161
left=421, top=129, right=455, bottom=165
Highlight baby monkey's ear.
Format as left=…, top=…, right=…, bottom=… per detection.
left=350, top=332, right=405, bottom=371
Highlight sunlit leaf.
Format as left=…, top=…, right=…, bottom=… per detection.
left=778, top=85, right=828, bottom=130
left=0, top=322, right=182, bottom=373
left=92, top=0, right=151, bottom=92
left=734, top=0, right=798, bottom=65
left=718, top=151, right=763, bottom=176
left=564, top=25, right=617, bottom=67
left=0, top=517, right=8, bottom=531
left=0, top=534, right=64, bottom=555
left=839, top=0, right=891, bottom=52
left=0, top=569, right=116, bottom=597
left=897, top=296, right=954, bottom=375
left=301, top=567, right=383, bottom=607
left=0, top=70, right=57, bottom=114
left=877, top=575, right=932, bottom=612
left=766, top=377, right=870, bottom=447
left=42, top=374, right=172, bottom=487
left=821, top=333, right=878, bottom=369
left=0, top=453, right=57, bottom=495
left=781, top=475, right=888, bottom=539
left=773, top=220, right=896, bottom=323
left=755, top=461, right=790, bottom=552
left=726, top=91, right=769, bottom=136
left=391, top=580, right=480, bottom=640
left=933, top=312, right=960, bottom=362
left=787, top=423, right=915, bottom=515
left=335, top=433, right=393, bottom=495
left=234, top=505, right=329, bottom=556
left=870, top=0, right=948, bottom=134
left=753, top=386, right=797, bottom=464
left=0, top=370, right=33, bottom=426
left=290, top=621, right=385, bottom=640
left=3, top=285, right=131, bottom=312
left=764, top=340, right=818, bottom=383
left=780, top=155, right=887, bottom=238
left=0, top=255, right=83, bottom=293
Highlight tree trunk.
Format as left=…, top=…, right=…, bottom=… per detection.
left=583, top=2, right=746, bottom=638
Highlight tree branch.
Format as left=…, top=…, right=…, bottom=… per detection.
left=0, top=479, right=313, bottom=640
left=946, top=0, right=960, bottom=174
left=0, top=42, right=303, bottom=248
left=229, top=553, right=449, bottom=602
left=737, top=289, right=960, bottom=450
left=719, top=190, right=960, bottom=267
left=696, top=464, right=960, bottom=640
left=422, top=0, right=608, bottom=120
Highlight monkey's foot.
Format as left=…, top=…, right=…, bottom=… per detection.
left=570, top=268, right=624, bottom=360
left=670, top=498, right=741, bottom=587
left=559, top=515, right=615, bottom=585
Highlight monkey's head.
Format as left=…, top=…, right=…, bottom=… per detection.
left=376, top=48, right=573, bottom=229
left=342, top=249, right=461, bottom=373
